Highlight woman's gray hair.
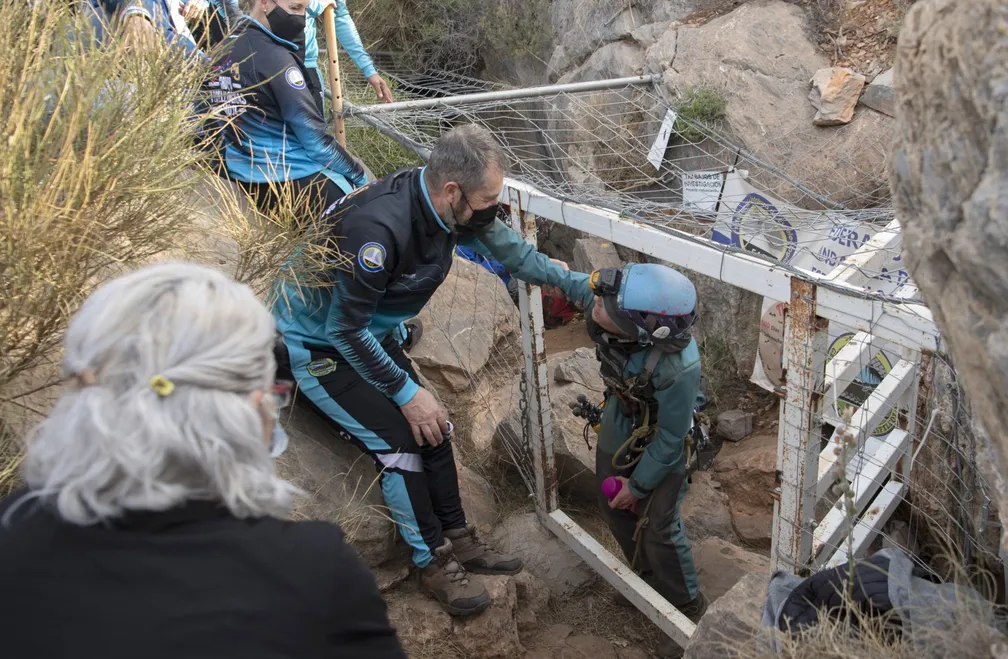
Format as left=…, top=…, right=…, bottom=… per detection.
left=426, top=124, right=509, bottom=194
left=18, top=262, right=298, bottom=525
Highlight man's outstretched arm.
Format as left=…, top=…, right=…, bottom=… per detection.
left=461, top=219, right=595, bottom=307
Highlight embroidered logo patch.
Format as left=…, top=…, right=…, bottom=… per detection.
left=358, top=242, right=386, bottom=273
left=285, top=66, right=306, bottom=90
left=306, top=358, right=338, bottom=378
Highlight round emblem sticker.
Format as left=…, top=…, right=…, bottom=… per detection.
left=285, top=66, right=306, bottom=90
left=358, top=242, right=386, bottom=273
left=826, top=332, right=897, bottom=437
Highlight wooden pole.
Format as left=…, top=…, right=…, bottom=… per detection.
left=321, top=6, right=346, bottom=147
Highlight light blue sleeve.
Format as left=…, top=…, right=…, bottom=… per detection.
left=335, top=0, right=378, bottom=78
left=461, top=219, right=596, bottom=307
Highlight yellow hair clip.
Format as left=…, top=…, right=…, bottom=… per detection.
left=149, top=375, right=175, bottom=397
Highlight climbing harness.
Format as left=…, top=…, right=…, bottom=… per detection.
left=574, top=328, right=718, bottom=572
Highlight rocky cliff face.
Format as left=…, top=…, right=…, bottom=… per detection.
left=890, top=0, right=1008, bottom=552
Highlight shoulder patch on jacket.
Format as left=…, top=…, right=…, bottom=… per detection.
left=358, top=242, right=386, bottom=273
left=285, top=66, right=306, bottom=89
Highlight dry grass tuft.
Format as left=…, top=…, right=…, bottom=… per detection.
left=0, top=1, right=348, bottom=485
left=0, top=422, right=23, bottom=497
left=0, top=2, right=210, bottom=392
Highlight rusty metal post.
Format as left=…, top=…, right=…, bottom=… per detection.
left=772, top=278, right=828, bottom=575
left=509, top=189, right=558, bottom=515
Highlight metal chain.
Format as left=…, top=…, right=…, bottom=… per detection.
left=518, top=367, right=530, bottom=452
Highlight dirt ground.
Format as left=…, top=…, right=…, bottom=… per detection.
left=823, top=0, right=918, bottom=73
left=543, top=317, right=595, bottom=355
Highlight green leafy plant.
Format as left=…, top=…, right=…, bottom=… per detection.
left=674, top=87, right=726, bottom=144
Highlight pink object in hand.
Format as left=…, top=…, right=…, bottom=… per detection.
left=601, top=477, right=623, bottom=500
left=602, top=477, right=638, bottom=514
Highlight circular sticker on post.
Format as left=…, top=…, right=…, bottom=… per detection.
left=826, top=332, right=897, bottom=437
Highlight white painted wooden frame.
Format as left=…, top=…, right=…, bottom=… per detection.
left=503, top=177, right=938, bottom=644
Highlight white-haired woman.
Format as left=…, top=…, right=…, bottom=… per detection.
left=0, top=262, right=406, bottom=659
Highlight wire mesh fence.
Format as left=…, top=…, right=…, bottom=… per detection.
left=334, top=55, right=1000, bottom=587
left=337, top=56, right=908, bottom=299
left=773, top=303, right=1002, bottom=590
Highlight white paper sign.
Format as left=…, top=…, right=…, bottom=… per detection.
left=682, top=170, right=726, bottom=212
left=647, top=109, right=677, bottom=171
left=705, top=171, right=912, bottom=436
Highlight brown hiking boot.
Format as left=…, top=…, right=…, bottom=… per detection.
left=419, top=538, right=490, bottom=616
left=444, top=523, right=524, bottom=575
left=657, top=591, right=709, bottom=658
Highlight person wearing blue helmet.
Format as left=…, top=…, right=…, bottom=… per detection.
left=554, top=262, right=708, bottom=658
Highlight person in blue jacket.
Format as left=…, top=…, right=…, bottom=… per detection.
left=299, top=0, right=393, bottom=115
left=82, top=0, right=202, bottom=57
left=183, top=0, right=242, bottom=51
left=272, top=124, right=579, bottom=617
left=553, top=262, right=709, bottom=658
left=205, top=0, right=367, bottom=215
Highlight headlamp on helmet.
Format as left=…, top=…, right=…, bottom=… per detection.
left=589, top=268, right=622, bottom=297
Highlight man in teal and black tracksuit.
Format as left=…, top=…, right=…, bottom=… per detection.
left=204, top=1, right=367, bottom=214
left=552, top=262, right=708, bottom=658
left=273, top=124, right=580, bottom=617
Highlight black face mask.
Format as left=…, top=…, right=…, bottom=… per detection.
left=267, top=4, right=306, bottom=46
left=467, top=202, right=500, bottom=230
left=455, top=189, right=500, bottom=237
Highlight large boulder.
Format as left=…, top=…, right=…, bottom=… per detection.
left=713, top=434, right=777, bottom=550
left=277, top=405, right=503, bottom=567
left=545, top=40, right=653, bottom=191
left=493, top=348, right=604, bottom=503
left=546, top=0, right=733, bottom=82
left=681, top=471, right=738, bottom=545
left=692, top=537, right=770, bottom=603
left=890, top=0, right=1008, bottom=551
left=684, top=571, right=769, bottom=659
left=908, top=357, right=1001, bottom=575
left=572, top=237, right=623, bottom=274
left=658, top=0, right=893, bottom=206
left=696, top=273, right=763, bottom=380
left=410, top=256, right=520, bottom=393
left=385, top=573, right=547, bottom=658
left=275, top=405, right=401, bottom=568
left=489, top=512, right=596, bottom=596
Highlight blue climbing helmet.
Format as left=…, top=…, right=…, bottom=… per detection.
left=589, top=263, right=697, bottom=346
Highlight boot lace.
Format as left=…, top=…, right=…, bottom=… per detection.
left=465, top=525, right=494, bottom=552
left=435, top=547, right=470, bottom=585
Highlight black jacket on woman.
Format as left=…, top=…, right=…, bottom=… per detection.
left=0, top=490, right=407, bottom=659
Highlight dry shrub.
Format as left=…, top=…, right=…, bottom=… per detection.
left=0, top=422, right=22, bottom=498
left=0, top=0, right=346, bottom=486
left=0, top=2, right=208, bottom=390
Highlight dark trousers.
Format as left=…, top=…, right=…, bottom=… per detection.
left=595, top=451, right=699, bottom=607
left=277, top=335, right=467, bottom=568
left=237, top=170, right=347, bottom=226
